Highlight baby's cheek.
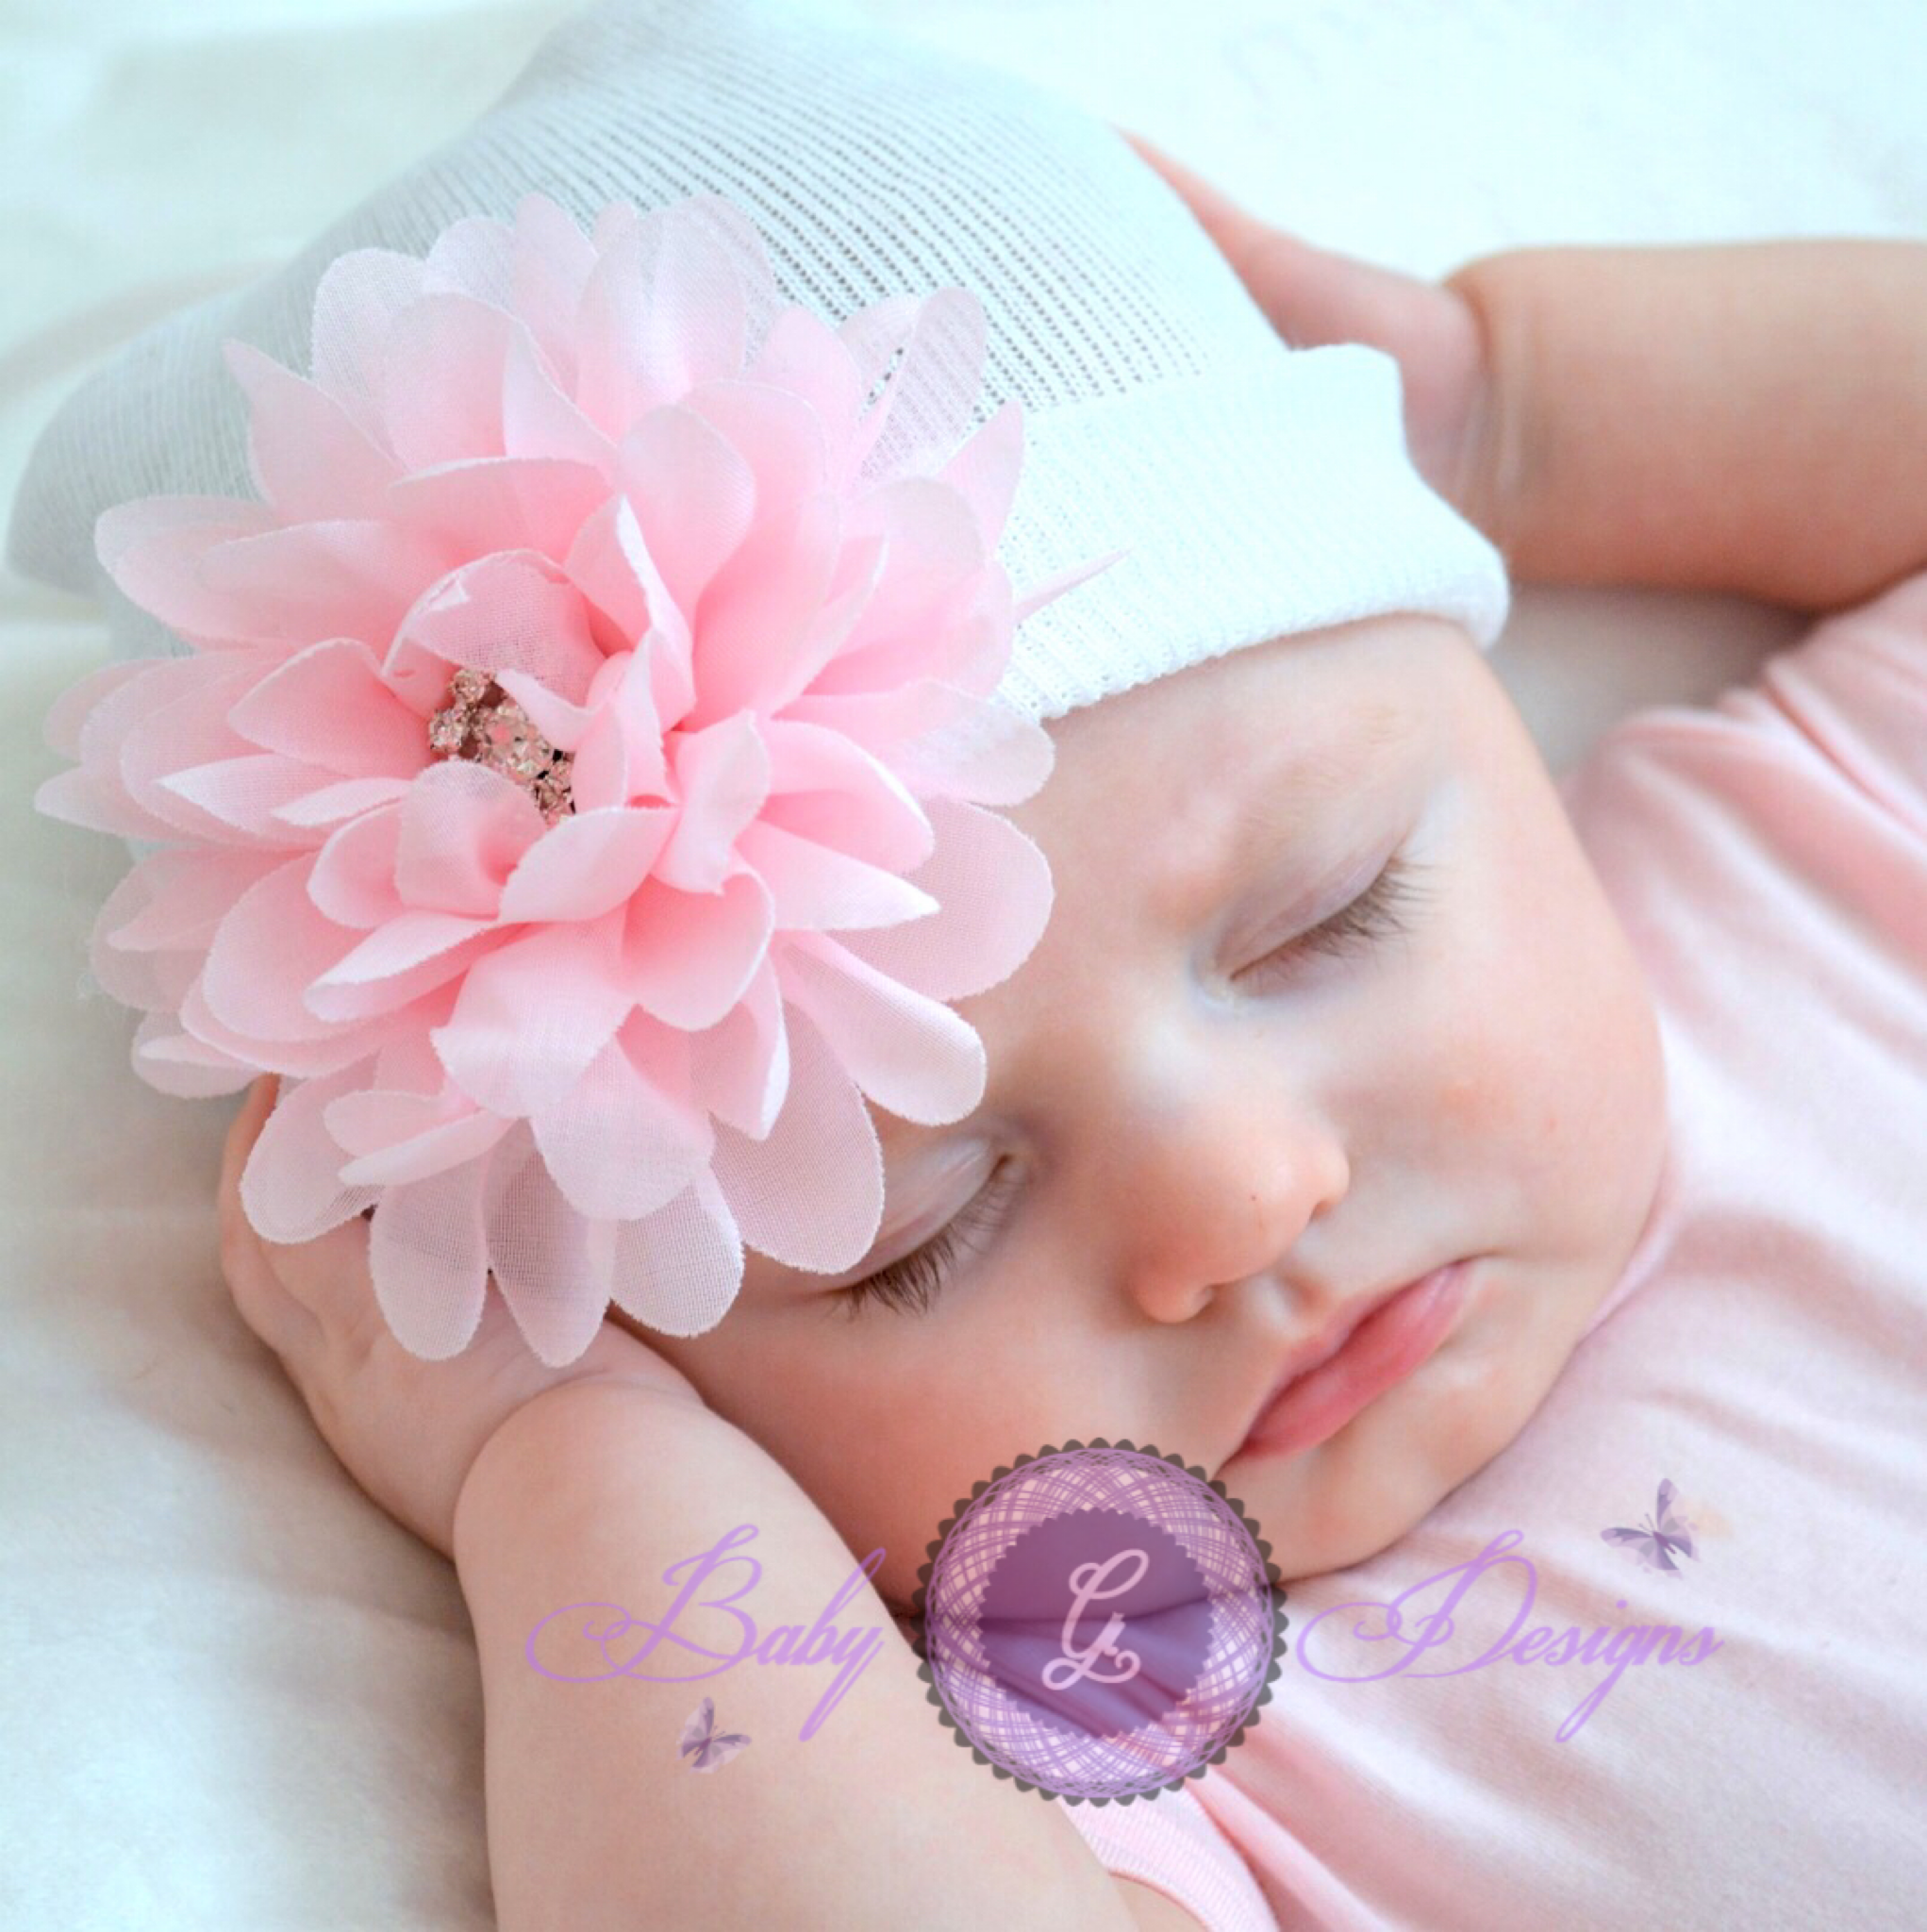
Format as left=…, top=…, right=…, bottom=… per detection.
left=1434, top=1059, right=1510, bottom=1137
left=1419, top=831, right=1573, bottom=1151
left=1421, top=939, right=1558, bottom=1148
left=1410, top=934, right=1595, bottom=1244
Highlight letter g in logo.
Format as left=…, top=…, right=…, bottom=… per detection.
left=911, top=1440, right=1287, bottom=1802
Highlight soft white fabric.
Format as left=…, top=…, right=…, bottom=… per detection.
left=3, top=2, right=1916, bottom=1925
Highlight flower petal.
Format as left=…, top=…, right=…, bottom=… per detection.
left=809, top=479, right=987, bottom=692
left=754, top=532, right=888, bottom=717
left=239, top=1060, right=381, bottom=1242
left=431, top=914, right=631, bottom=1116
left=115, top=655, right=265, bottom=844
left=336, top=1102, right=512, bottom=1188
left=882, top=689, right=1055, bottom=808
left=1010, top=544, right=1132, bottom=626
left=706, top=1001, right=881, bottom=1274
left=850, top=286, right=988, bottom=485
left=200, top=854, right=367, bottom=1042
left=501, top=309, right=609, bottom=467
left=933, top=396, right=1024, bottom=547
left=529, top=1030, right=711, bottom=1220
left=311, top=910, right=496, bottom=988
left=481, top=1122, right=614, bottom=1367
left=178, top=973, right=391, bottom=1079
left=226, top=637, right=426, bottom=778
left=384, top=456, right=610, bottom=568
left=633, top=199, right=753, bottom=394
left=789, top=678, right=1053, bottom=807
left=379, top=291, right=519, bottom=469
left=774, top=930, right=985, bottom=1125
left=325, top=1085, right=462, bottom=1158
left=681, top=493, right=840, bottom=727
left=562, top=492, right=677, bottom=658
left=423, top=210, right=515, bottom=303
left=368, top=1158, right=491, bottom=1359
left=42, top=657, right=157, bottom=760
left=394, top=760, right=545, bottom=915
left=387, top=549, right=607, bottom=708
left=94, top=496, right=280, bottom=646
left=749, top=306, right=867, bottom=461
left=222, top=338, right=402, bottom=521
left=573, top=205, right=749, bottom=438
left=159, top=753, right=344, bottom=841
left=308, top=804, right=405, bottom=928
left=686, top=378, right=825, bottom=529
left=495, top=806, right=673, bottom=924
left=372, top=1028, right=447, bottom=1095
left=734, top=818, right=938, bottom=931
left=607, top=642, right=673, bottom=798
left=34, top=762, right=176, bottom=843
left=308, top=245, right=428, bottom=443
left=489, top=670, right=599, bottom=755
left=194, top=518, right=458, bottom=651
left=90, top=896, right=202, bottom=1012
left=616, top=403, right=756, bottom=622
left=620, top=871, right=772, bottom=1031
left=303, top=929, right=498, bottom=1024
left=685, top=958, right=788, bottom=1139
left=758, top=717, right=934, bottom=872
left=836, top=798, right=1055, bottom=1003
left=599, top=1162, right=745, bottom=1338
left=97, top=847, right=276, bottom=954
left=506, top=192, right=599, bottom=397
left=562, top=706, right=627, bottom=815
left=655, top=710, right=768, bottom=893
left=130, top=1012, right=257, bottom=1098
left=271, top=774, right=414, bottom=828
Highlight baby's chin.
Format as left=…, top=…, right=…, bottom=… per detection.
left=1224, top=1257, right=1594, bottom=1580
left=1224, top=1420, right=1478, bottom=1585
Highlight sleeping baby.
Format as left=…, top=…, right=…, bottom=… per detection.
left=18, top=1, right=1927, bottom=1926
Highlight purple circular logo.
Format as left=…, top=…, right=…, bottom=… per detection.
left=909, top=1440, right=1287, bottom=1802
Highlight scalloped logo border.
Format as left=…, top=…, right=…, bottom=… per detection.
left=906, top=1437, right=1289, bottom=1804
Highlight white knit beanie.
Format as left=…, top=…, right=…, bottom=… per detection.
left=5, top=0, right=1509, bottom=726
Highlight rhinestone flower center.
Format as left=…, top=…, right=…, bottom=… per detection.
left=426, top=666, right=574, bottom=823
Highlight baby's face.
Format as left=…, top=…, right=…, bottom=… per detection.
left=640, top=612, right=1668, bottom=1610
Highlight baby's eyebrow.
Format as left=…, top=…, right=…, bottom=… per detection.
left=1232, top=699, right=1413, bottom=849
left=1159, top=700, right=1415, bottom=933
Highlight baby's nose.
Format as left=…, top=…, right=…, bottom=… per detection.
left=1097, top=1088, right=1350, bottom=1324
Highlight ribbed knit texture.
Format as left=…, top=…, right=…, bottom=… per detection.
left=4, top=0, right=1508, bottom=726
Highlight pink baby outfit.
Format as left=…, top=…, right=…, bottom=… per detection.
left=1060, top=568, right=1927, bottom=1928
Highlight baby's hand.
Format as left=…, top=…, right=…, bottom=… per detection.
left=217, top=1074, right=706, bottom=1561
left=1121, top=128, right=1507, bottom=543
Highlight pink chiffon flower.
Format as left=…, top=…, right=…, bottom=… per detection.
left=36, top=190, right=1123, bottom=1364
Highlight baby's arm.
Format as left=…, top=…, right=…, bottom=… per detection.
left=1447, top=240, right=1927, bottom=614
left=452, top=1377, right=1174, bottom=1930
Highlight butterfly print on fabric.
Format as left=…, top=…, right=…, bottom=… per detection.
left=1602, top=1477, right=1701, bottom=1577
left=678, top=1696, right=753, bottom=1773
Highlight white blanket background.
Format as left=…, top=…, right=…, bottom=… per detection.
left=2, top=2, right=1920, bottom=1924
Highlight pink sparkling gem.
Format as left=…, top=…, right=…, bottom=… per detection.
left=426, top=666, right=574, bottom=823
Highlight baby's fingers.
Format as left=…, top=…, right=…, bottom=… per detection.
left=1121, top=129, right=1272, bottom=269
left=218, top=1075, right=323, bottom=1362
left=1121, top=127, right=1452, bottom=355
left=1120, top=129, right=1368, bottom=326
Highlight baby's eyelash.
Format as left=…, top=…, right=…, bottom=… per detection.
left=833, top=1160, right=1021, bottom=1322
left=1253, top=849, right=1431, bottom=972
